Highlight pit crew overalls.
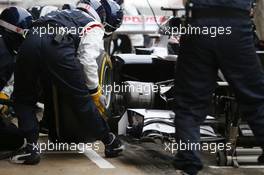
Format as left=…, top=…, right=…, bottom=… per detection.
left=13, top=9, right=109, bottom=144
left=173, top=0, right=264, bottom=174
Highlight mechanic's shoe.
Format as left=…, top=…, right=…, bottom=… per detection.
left=104, top=133, right=124, bottom=158
left=258, top=154, right=264, bottom=164
left=175, top=170, right=191, bottom=175
left=173, top=164, right=198, bottom=175
left=173, top=155, right=202, bottom=175
left=10, top=143, right=40, bottom=165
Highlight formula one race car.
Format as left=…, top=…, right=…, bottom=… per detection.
left=105, top=41, right=264, bottom=168
left=101, top=6, right=264, bottom=167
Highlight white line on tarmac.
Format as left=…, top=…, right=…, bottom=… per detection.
left=209, top=166, right=264, bottom=169
left=83, top=149, right=115, bottom=169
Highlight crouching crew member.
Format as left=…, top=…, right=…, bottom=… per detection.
left=0, top=0, right=123, bottom=165
left=0, top=7, right=28, bottom=153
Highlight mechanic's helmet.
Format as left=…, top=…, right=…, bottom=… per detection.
left=77, top=0, right=106, bottom=24
left=27, top=5, right=58, bottom=20
left=101, top=0, right=123, bottom=36
left=114, top=0, right=124, bottom=5
left=77, top=0, right=123, bottom=36
left=0, top=7, right=33, bottom=54
left=62, top=4, right=76, bottom=10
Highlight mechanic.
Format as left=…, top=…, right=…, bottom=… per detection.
left=0, top=7, right=27, bottom=153
left=173, top=0, right=264, bottom=174
left=27, top=5, right=63, bottom=135
left=0, top=0, right=123, bottom=165
left=0, top=5, right=58, bottom=116
left=27, top=5, right=76, bottom=135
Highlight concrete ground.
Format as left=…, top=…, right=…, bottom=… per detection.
left=0, top=136, right=264, bottom=175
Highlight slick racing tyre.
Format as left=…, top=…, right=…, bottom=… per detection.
left=97, top=52, right=114, bottom=119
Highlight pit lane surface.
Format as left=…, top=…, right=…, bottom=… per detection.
left=0, top=138, right=264, bottom=175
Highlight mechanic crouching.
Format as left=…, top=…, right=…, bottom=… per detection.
left=0, top=0, right=124, bottom=165
left=0, top=6, right=34, bottom=154
left=173, top=0, right=264, bottom=174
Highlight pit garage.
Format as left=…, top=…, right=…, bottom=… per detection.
left=0, top=0, right=264, bottom=175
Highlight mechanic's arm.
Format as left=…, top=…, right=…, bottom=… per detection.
left=77, top=22, right=107, bottom=118
left=77, top=21, right=104, bottom=91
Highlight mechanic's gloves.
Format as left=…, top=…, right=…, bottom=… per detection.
left=0, top=92, right=9, bottom=114
left=90, top=87, right=108, bottom=120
